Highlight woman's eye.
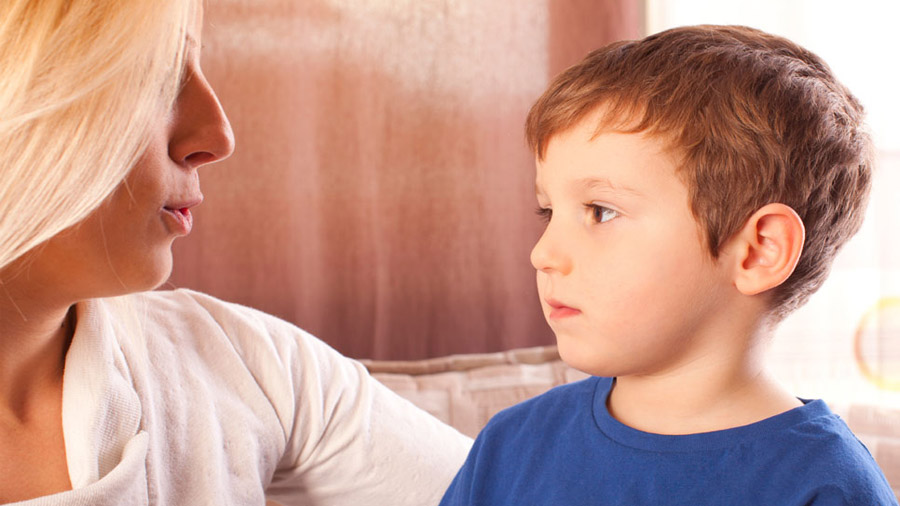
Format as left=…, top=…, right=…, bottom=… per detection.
left=535, top=207, right=552, bottom=223
left=588, top=204, right=618, bottom=224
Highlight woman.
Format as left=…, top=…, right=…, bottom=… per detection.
left=0, top=1, right=470, bottom=504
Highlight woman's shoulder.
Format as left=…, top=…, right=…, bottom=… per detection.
left=112, top=288, right=315, bottom=348
left=91, top=289, right=317, bottom=402
left=125, top=288, right=280, bottom=325
left=76, top=290, right=294, bottom=500
left=109, top=288, right=359, bottom=393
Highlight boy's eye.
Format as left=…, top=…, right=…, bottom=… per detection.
left=587, top=204, right=618, bottom=224
left=535, top=207, right=552, bottom=223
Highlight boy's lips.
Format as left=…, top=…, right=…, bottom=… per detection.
left=546, top=298, right=581, bottom=319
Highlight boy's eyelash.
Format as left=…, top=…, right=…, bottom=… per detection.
left=535, top=206, right=618, bottom=224
left=586, top=204, right=618, bottom=223
left=535, top=207, right=552, bottom=222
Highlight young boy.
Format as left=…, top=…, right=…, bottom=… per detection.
left=440, top=25, right=898, bottom=505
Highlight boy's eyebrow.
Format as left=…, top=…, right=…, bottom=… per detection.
left=574, top=177, right=643, bottom=197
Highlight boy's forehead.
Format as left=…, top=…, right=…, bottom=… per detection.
left=537, top=102, right=682, bottom=161
left=534, top=121, right=683, bottom=199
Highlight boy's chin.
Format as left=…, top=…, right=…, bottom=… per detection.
left=555, top=333, right=609, bottom=378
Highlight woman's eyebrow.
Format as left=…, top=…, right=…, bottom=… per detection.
left=184, top=34, right=204, bottom=58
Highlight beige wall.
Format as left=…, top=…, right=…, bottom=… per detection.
left=169, top=0, right=642, bottom=359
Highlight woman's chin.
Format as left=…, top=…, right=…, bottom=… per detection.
left=135, top=256, right=174, bottom=292
left=100, top=251, right=174, bottom=296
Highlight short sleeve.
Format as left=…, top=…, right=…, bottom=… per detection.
left=181, top=290, right=473, bottom=506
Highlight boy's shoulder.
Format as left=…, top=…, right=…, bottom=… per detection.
left=473, top=376, right=604, bottom=457
left=487, top=375, right=877, bottom=467
left=485, top=375, right=602, bottom=430
left=463, top=377, right=898, bottom=505
left=765, top=405, right=896, bottom=501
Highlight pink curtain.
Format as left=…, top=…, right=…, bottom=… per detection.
left=168, top=0, right=642, bottom=359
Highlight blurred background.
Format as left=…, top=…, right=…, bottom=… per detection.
left=169, top=0, right=898, bottom=407
left=171, top=0, right=641, bottom=360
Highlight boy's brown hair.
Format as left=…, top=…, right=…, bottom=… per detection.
left=526, top=25, right=873, bottom=318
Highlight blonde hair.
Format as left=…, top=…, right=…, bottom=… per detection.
left=0, top=0, right=195, bottom=270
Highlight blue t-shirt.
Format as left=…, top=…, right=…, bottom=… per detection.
left=440, top=377, right=897, bottom=505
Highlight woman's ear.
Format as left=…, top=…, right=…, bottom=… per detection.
left=727, top=203, right=805, bottom=296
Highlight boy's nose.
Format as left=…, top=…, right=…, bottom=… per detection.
left=168, top=66, right=235, bottom=169
left=530, top=226, right=572, bottom=275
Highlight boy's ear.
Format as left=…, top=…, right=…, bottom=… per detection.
left=727, top=203, right=805, bottom=296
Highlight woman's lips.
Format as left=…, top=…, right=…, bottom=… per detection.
left=546, top=299, right=581, bottom=319
left=162, top=196, right=202, bottom=235
left=162, top=206, right=193, bottom=235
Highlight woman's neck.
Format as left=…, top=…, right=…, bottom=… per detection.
left=0, top=263, right=75, bottom=420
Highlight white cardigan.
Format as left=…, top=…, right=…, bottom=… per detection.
left=16, top=289, right=471, bottom=505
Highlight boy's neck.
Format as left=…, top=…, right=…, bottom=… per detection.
left=606, top=346, right=803, bottom=435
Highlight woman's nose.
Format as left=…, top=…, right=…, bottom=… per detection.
left=168, top=65, right=235, bottom=169
left=530, top=223, right=572, bottom=275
